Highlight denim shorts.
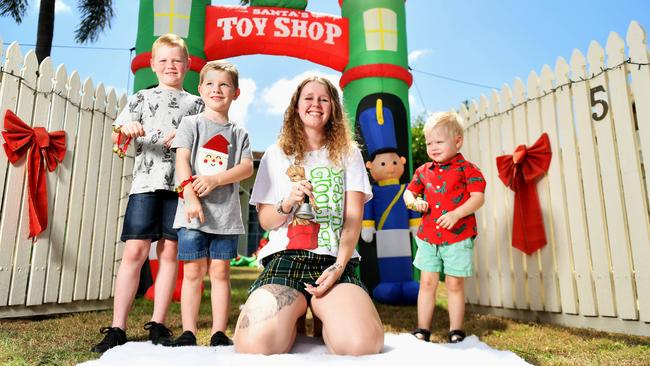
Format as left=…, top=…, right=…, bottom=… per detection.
left=413, top=236, right=474, bottom=277
left=121, top=190, right=179, bottom=242
left=177, top=228, right=239, bottom=261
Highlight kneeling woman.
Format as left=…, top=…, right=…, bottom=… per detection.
left=234, top=76, right=384, bottom=355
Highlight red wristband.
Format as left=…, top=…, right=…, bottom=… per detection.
left=112, top=125, right=132, bottom=159
left=175, top=176, right=195, bottom=199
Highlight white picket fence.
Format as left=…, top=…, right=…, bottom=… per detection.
left=0, top=40, right=130, bottom=317
left=1, top=22, right=649, bottom=338
left=460, top=21, right=650, bottom=337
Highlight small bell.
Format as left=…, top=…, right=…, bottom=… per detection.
left=294, top=195, right=315, bottom=220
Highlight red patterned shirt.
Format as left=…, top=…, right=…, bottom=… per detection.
left=407, top=153, right=486, bottom=245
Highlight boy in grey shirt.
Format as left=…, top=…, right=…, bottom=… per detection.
left=170, top=60, right=253, bottom=347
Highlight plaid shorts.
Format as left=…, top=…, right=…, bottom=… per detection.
left=250, top=250, right=366, bottom=302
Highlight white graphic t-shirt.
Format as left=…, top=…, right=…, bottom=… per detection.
left=250, top=144, right=372, bottom=260
left=114, top=87, right=203, bottom=194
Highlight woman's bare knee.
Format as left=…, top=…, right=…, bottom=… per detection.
left=234, top=285, right=306, bottom=354
left=314, top=285, right=384, bottom=356
left=235, top=328, right=293, bottom=355
left=327, top=325, right=384, bottom=355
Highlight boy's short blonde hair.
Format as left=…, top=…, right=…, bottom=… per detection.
left=199, top=60, right=239, bottom=89
left=151, top=33, right=189, bottom=60
left=423, top=111, right=465, bottom=138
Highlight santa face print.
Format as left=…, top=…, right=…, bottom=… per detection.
left=200, top=153, right=224, bottom=169
left=196, top=134, right=229, bottom=176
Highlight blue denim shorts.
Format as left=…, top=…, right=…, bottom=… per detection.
left=177, top=228, right=239, bottom=260
left=120, top=190, right=179, bottom=242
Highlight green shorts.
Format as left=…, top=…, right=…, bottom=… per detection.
left=413, top=236, right=474, bottom=277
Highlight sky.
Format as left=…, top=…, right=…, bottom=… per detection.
left=1, top=0, right=649, bottom=151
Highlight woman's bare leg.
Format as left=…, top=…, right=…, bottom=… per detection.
left=311, top=284, right=384, bottom=355
left=234, top=284, right=308, bottom=354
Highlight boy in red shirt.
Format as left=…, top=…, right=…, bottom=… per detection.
left=403, top=111, right=485, bottom=343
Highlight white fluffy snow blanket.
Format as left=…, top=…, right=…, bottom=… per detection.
left=80, top=333, right=531, bottom=366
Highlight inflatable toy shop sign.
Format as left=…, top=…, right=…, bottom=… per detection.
left=205, top=6, right=349, bottom=71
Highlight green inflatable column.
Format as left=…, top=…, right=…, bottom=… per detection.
left=341, top=0, right=421, bottom=297
left=340, top=0, right=412, bottom=173
left=132, top=0, right=210, bottom=94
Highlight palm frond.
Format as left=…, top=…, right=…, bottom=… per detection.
left=0, top=0, right=29, bottom=23
left=75, top=0, right=114, bottom=43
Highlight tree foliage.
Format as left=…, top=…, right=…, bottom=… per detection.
left=411, top=113, right=428, bottom=170
left=75, top=0, right=114, bottom=44
left=0, top=0, right=114, bottom=62
left=0, top=0, right=28, bottom=22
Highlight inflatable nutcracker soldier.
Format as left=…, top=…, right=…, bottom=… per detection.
left=358, top=102, right=420, bottom=305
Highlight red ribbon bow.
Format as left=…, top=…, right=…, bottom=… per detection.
left=496, top=133, right=551, bottom=255
left=2, top=109, right=66, bottom=239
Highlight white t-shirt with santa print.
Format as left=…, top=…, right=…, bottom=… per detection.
left=250, top=143, right=372, bottom=261
left=171, top=114, right=252, bottom=234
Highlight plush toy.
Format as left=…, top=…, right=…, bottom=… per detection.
left=286, top=164, right=318, bottom=226
left=286, top=164, right=320, bottom=250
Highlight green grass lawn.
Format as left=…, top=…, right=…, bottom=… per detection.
left=0, top=267, right=648, bottom=365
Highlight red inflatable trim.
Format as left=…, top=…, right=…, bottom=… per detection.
left=204, top=6, right=349, bottom=72
left=339, top=64, right=413, bottom=89
left=131, top=52, right=207, bottom=74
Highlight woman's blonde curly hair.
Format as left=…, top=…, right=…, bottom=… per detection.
left=278, top=76, right=356, bottom=166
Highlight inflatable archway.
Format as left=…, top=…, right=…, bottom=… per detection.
left=133, top=0, right=418, bottom=304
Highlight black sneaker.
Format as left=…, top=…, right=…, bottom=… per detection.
left=91, top=327, right=126, bottom=353
left=144, top=321, right=173, bottom=346
left=171, top=330, right=197, bottom=347
left=209, top=331, right=233, bottom=346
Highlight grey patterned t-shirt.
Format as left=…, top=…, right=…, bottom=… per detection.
left=171, top=114, right=252, bottom=235
left=114, top=87, right=203, bottom=194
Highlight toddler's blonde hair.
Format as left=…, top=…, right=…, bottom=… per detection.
left=423, top=111, right=465, bottom=138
